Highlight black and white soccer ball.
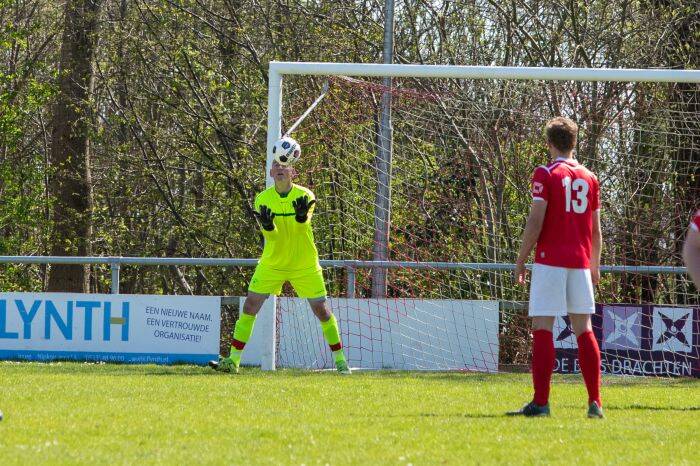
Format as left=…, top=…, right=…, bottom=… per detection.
left=272, top=136, right=301, bottom=166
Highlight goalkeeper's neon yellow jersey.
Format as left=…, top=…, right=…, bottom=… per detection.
left=254, top=184, right=320, bottom=271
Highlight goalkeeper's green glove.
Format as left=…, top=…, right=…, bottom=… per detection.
left=255, top=205, right=275, bottom=231
left=292, top=195, right=316, bottom=223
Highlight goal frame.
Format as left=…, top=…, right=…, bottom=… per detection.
left=262, top=62, right=700, bottom=371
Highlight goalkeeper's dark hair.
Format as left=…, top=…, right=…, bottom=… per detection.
left=545, top=117, right=578, bottom=153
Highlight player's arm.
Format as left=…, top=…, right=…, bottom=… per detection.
left=588, top=175, right=603, bottom=285
left=590, top=209, right=602, bottom=285
left=682, top=223, right=700, bottom=289
left=514, top=200, right=547, bottom=284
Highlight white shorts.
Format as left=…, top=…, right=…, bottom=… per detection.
left=528, top=263, right=595, bottom=317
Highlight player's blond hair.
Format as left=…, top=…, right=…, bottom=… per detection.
left=545, top=117, right=578, bottom=153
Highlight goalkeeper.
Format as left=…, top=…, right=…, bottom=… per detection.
left=210, top=138, right=350, bottom=374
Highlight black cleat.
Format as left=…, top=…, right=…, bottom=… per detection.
left=587, top=401, right=604, bottom=419
left=506, top=401, right=551, bottom=417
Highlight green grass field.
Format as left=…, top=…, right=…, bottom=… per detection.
left=0, top=363, right=698, bottom=465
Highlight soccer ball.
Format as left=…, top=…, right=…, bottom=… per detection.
left=272, top=136, right=301, bottom=166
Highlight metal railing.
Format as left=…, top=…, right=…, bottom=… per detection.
left=0, top=256, right=687, bottom=296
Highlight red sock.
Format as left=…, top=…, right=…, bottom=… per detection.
left=577, top=331, right=602, bottom=406
left=532, top=329, right=555, bottom=406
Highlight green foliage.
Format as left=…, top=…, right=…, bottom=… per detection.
left=0, top=2, right=59, bottom=290
left=0, top=1, right=696, bottom=300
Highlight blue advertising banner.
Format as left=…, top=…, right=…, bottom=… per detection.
left=0, top=293, right=221, bottom=365
left=555, top=304, right=699, bottom=377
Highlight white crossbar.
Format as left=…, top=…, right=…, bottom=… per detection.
left=270, top=62, right=700, bottom=83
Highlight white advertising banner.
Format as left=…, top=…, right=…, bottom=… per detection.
left=0, top=293, right=221, bottom=365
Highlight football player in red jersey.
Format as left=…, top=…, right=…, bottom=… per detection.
left=682, top=210, right=700, bottom=289
left=508, top=117, right=604, bottom=418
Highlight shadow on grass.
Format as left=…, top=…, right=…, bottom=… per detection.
left=607, top=404, right=700, bottom=412
left=3, top=363, right=699, bottom=387
left=0, top=361, right=216, bottom=377
left=599, top=377, right=700, bottom=387
left=353, top=412, right=504, bottom=419
left=420, top=412, right=504, bottom=419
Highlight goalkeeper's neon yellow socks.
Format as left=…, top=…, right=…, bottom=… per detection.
left=229, top=349, right=242, bottom=367
left=229, top=312, right=256, bottom=366
left=319, top=314, right=350, bottom=374
left=320, top=313, right=349, bottom=366
left=332, top=350, right=346, bottom=364
left=320, top=313, right=343, bottom=351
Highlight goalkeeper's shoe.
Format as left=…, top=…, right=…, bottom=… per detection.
left=506, top=401, right=550, bottom=417
left=208, top=356, right=238, bottom=374
left=587, top=401, right=604, bottom=419
left=335, top=359, right=352, bottom=375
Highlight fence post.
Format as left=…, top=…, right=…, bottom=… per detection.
left=346, top=265, right=356, bottom=298
left=110, top=261, right=120, bottom=294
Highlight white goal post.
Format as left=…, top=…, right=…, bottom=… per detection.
left=259, top=62, right=700, bottom=372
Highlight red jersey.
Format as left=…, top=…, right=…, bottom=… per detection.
left=530, top=157, right=600, bottom=268
left=692, top=210, right=700, bottom=232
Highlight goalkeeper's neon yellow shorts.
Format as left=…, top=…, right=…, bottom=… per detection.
left=248, top=265, right=327, bottom=299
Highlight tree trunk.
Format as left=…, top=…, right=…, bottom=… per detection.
left=47, top=0, right=102, bottom=292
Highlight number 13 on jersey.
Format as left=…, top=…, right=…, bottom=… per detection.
left=562, top=176, right=589, bottom=213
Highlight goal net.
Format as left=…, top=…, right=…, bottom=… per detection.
left=267, top=63, right=699, bottom=376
